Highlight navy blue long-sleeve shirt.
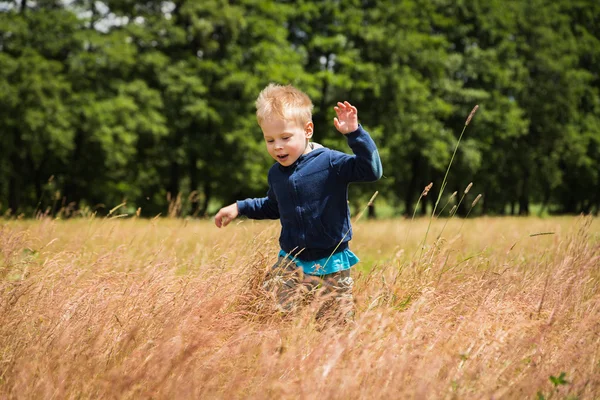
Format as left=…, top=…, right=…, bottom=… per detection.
left=237, top=125, right=382, bottom=261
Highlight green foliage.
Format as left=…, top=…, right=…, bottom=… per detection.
left=549, top=372, right=569, bottom=387
left=537, top=371, right=574, bottom=400
left=0, top=0, right=599, bottom=217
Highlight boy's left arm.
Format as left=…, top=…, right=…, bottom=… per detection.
left=332, top=101, right=383, bottom=182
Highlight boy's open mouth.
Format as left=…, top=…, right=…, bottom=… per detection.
left=277, top=154, right=289, bottom=161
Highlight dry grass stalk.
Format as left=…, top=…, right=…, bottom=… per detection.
left=0, top=216, right=598, bottom=399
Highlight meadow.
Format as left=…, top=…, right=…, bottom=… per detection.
left=0, top=215, right=599, bottom=399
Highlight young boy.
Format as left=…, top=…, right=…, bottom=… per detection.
left=214, top=83, right=382, bottom=319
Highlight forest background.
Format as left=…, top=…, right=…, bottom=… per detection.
left=1, top=0, right=599, bottom=219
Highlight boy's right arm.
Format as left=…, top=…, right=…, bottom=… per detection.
left=214, top=185, right=279, bottom=228
left=214, top=203, right=239, bottom=228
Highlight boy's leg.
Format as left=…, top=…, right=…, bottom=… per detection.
left=332, top=269, right=355, bottom=321
left=305, top=269, right=354, bottom=323
left=263, top=256, right=304, bottom=312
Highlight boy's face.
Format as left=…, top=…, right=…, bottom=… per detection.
left=261, top=118, right=314, bottom=166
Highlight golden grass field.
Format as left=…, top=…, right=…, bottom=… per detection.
left=1, top=215, right=599, bottom=399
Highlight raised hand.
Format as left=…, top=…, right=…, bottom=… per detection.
left=333, top=101, right=359, bottom=135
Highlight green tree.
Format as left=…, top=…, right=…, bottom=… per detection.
left=0, top=7, right=76, bottom=214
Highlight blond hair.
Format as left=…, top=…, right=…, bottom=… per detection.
left=255, top=83, right=313, bottom=127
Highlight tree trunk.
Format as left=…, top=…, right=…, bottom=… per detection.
left=563, top=192, right=576, bottom=214
left=167, top=160, right=180, bottom=216
left=539, top=189, right=551, bottom=216
left=8, top=131, right=23, bottom=214
left=27, top=149, right=48, bottom=212
left=581, top=200, right=591, bottom=215
left=518, top=173, right=530, bottom=215
left=482, top=189, right=489, bottom=215
left=189, top=150, right=199, bottom=216
left=63, top=128, right=85, bottom=208
left=368, top=203, right=376, bottom=219
left=8, top=172, right=19, bottom=215
left=420, top=194, right=427, bottom=216
left=404, top=157, right=419, bottom=216
left=89, top=0, right=98, bottom=29
left=198, top=181, right=211, bottom=218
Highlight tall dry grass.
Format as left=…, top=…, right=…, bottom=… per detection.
left=0, top=216, right=599, bottom=399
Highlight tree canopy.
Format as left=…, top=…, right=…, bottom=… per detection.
left=1, top=0, right=599, bottom=218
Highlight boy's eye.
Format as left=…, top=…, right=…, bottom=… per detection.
left=266, top=139, right=274, bottom=143
left=282, top=137, right=290, bottom=140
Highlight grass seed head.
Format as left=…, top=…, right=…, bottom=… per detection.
left=464, top=182, right=473, bottom=194
left=422, top=182, right=433, bottom=197
left=465, top=104, right=479, bottom=126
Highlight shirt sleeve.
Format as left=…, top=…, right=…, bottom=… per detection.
left=236, top=181, right=280, bottom=220
left=331, top=124, right=383, bottom=182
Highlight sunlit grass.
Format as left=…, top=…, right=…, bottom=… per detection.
left=1, top=216, right=598, bottom=398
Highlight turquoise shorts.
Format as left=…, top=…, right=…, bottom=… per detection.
left=277, top=248, right=359, bottom=275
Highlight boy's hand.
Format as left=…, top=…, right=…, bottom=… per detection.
left=333, top=101, right=359, bottom=134
left=215, top=203, right=239, bottom=228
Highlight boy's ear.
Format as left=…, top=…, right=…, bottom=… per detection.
left=304, top=121, right=314, bottom=139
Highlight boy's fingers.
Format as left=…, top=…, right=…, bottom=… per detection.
left=215, top=211, right=226, bottom=228
left=338, top=102, right=349, bottom=112
left=333, top=117, right=340, bottom=129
